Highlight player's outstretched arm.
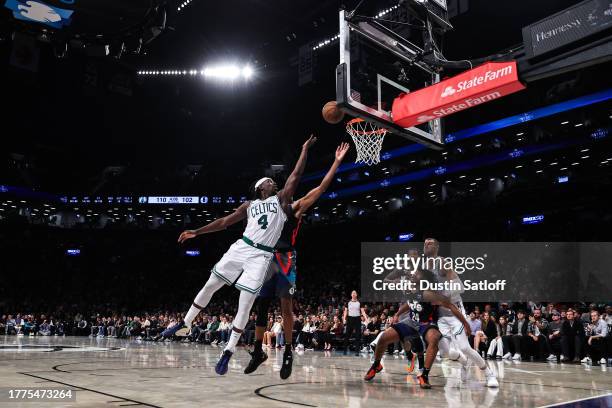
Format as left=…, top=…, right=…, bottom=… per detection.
left=178, top=201, right=249, bottom=243
left=292, top=142, right=349, bottom=218
left=278, top=135, right=317, bottom=205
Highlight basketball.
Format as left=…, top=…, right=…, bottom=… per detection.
left=322, top=100, right=345, bottom=124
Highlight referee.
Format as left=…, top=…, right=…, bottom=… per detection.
left=343, top=290, right=365, bottom=356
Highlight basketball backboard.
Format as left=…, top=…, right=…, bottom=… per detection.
left=336, top=9, right=445, bottom=150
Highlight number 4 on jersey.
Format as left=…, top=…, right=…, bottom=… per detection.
left=257, top=214, right=268, bottom=229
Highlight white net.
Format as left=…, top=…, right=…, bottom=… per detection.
left=346, top=118, right=388, bottom=166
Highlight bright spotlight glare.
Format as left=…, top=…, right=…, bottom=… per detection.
left=242, top=65, right=253, bottom=79
left=202, top=64, right=254, bottom=80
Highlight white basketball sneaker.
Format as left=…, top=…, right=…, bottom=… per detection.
left=485, top=368, right=499, bottom=388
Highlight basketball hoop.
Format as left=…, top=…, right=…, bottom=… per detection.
left=345, top=118, right=388, bottom=166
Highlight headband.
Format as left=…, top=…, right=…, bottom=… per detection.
left=254, top=177, right=272, bottom=190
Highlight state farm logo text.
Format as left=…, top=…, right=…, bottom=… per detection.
left=440, top=65, right=514, bottom=98
left=417, top=91, right=502, bottom=123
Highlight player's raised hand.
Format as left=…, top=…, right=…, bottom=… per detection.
left=302, top=134, right=317, bottom=150
left=178, top=230, right=197, bottom=244
left=335, top=142, right=350, bottom=162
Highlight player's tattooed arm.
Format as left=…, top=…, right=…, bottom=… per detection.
left=278, top=135, right=317, bottom=209
left=293, top=143, right=350, bottom=218
left=177, top=201, right=249, bottom=243
left=423, top=290, right=472, bottom=336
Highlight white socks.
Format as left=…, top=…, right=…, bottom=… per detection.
left=223, top=290, right=258, bottom=353
left=224, top=330, right=242, bottom=354
left=184, top=274, right=225, bottom=327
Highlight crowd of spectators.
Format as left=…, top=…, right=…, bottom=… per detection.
left=2, top=299, right=610, bottom=365
left=466, top=302, right=612, bottom=365
left=1, top=224, right=610, bottom=367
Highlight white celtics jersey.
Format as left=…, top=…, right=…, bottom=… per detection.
left=431, top=259, right=466, bottom=318
left=243, top=195, right=287, bottom=247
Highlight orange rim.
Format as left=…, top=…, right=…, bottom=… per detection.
left=346, top=118, right=387, bottom=136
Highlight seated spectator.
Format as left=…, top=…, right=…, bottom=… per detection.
left=6, top=315, right=16, bottom=335
left=476, top=312, right=497, bottom=357
left=73, top=318, right=87, bottom=336
left=243, top=314, right=257, bottom=346
left=189, top=317, right=208, bottom=343
left=90, top=317, right=102, bottom=337
left=467, top=311, right=482, bottom=350
left=131, top=316, right=143, bottom=338
left=115, top=318, right=126, bottom=338
left=547, top=311, right=563, bottom=359
left=14, top=314, right=23, bottom=336
left=560, top=309, right=584, bottom=362
left=297, top=316, right=315, bottom=349
left=274, top=316, right=285, bottom=348
left=508, top=310, right=528, bottom=360
left=293, top=314, right=304, bottom=344
left=39, top=320, right=51, bottom=336
left=485, top=314, right=504, bottom=359
left=527, top=309, right=554, bottom=361
left=314, top=315, right=330, bottom=350
left=204, top=316, right=220, bottom=344
left=262, top=317, right=275, bottom=347
left=582, top=310, right=609, bottom=365
left=363, top=315, right=380, bottom=351
left=325, top=315, right=343, bottom=351
left=145, top=316, right=158, bottom=340
left=22, top=316, right=38, bottom=336
left=217, top=315, right=231, bottom=346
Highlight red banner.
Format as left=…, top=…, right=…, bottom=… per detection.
left=391, top=61, right=526, bottom=128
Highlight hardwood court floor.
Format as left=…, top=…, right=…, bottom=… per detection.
left=0, top=336, right=610, bottom=407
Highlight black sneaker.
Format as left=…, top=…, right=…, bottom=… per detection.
left=280, top=349, right=293, bottom=379
left=244, top=350, right=268, bottom=374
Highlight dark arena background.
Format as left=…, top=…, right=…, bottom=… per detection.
left=1, top=0, right=612, bottom=407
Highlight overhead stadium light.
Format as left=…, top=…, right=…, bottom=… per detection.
left=203, top=65, right=253, bottom=80
left=138, top=64, right=254, bottom=80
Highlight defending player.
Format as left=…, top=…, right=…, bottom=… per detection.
left=161, top=135, right=317, bottom=375
left=244, top=142, right=350, bottom=379
left=423, top=238, right=499, bottom=387
left=364, top=268, right=472, bottom=389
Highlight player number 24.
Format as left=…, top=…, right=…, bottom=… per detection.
left=257, top=215, right=268, bottom=230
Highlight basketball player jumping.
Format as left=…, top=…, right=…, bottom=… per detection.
left=423, top=238, right=499, bottom=387
left=161, top=135, right=316, bottom=375
left=364, top=268, right=471, bottom=389
left=244, top=142, right=350, bottom=379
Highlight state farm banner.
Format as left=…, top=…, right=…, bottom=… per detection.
left=391, top=61, right=526, bottom=128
